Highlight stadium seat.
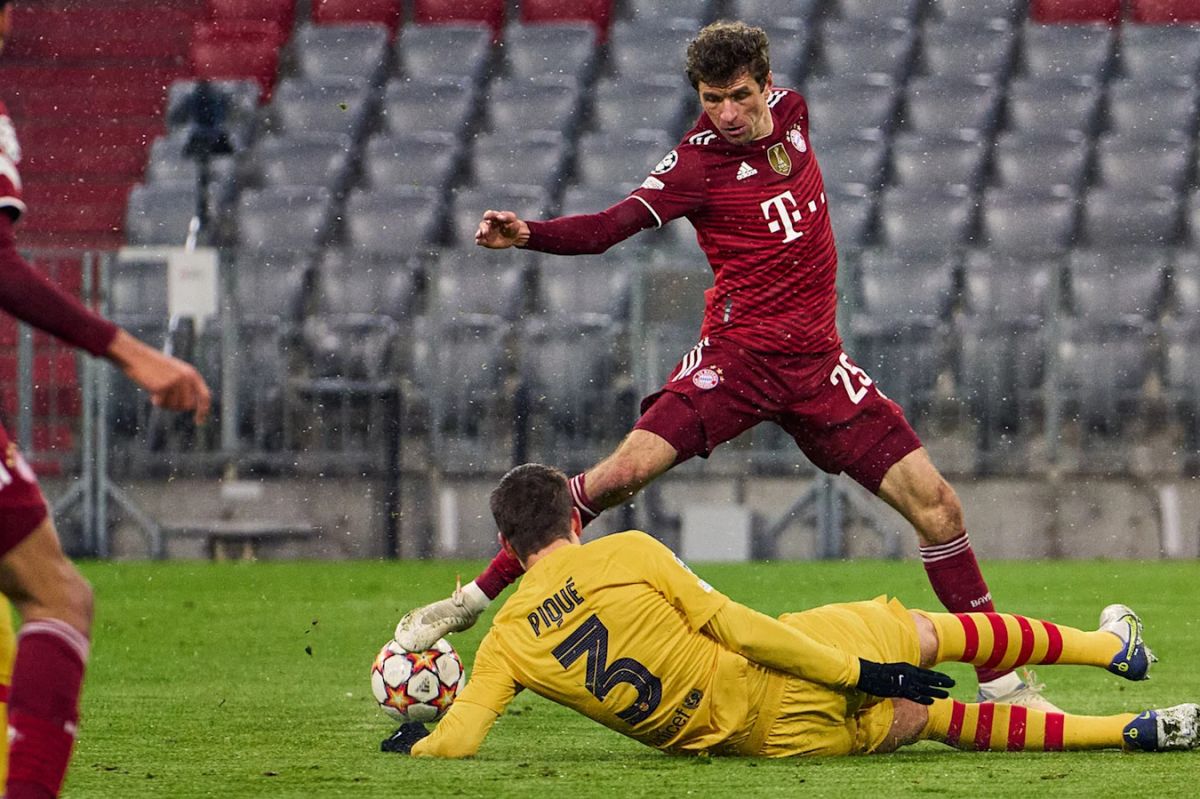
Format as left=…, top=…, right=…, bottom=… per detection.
left=889, top=131, right=987, bottom=189
left=1067, top=247, right=1169, bottom=321
left=1163, top=316, right=1200, bottom=467
left=573, top=130, right=674, bottom=191
left=228, top=249, right=311, bottom=320
left=1018, top=22, right=1117, bottom=80
left=209, top=0, right=295, bottom=28
left=312, top=0, right=401, bottom=33
left=247, top=133, right=355, bottom=193
left=841, top=0, right=926, bottom=20
left=591, top=76, right=690, bottom=137
left=165, top=79, right=261, bottom=150
left=124, top=182, right=198, bottom=247
left=108, top=257, right=170, bottom=320
left=535, top=258, right=633, bottom=321
left=962, top=251, right=1059, bottom=321
left=816, top=136, right=888, bottom=189
left=343, top=187, right=444, bottom=256
left=1004, top=76, right=1103, bottom=135
left=293, top=23, right=390, bottom=82
left=608, top=17, right=701, bottom=80
left=753, top=20, right=813, bottom=80
left=380, top=77, right=477, bottom=138
left=194, top=19, right=289, bottom=50
left=394, top=24, right=492, bottom=83
left=825, top=184, right=876, bottom=248
left=1057, top=319, right=1157, bottom=443
left=301, top=313, right=400, bottom=382
left=313, top=249, right=424, bottom=319
left=361, top=131, right=463, bottom=192
left=1132, top=0, right=1200, bottom=23
left=901, top=76, right=1003, bottom=136
left=1105, top=78, right=1198, bottom=136
left=817, top=18, right=918, bottom=81
left=429, top=248, right=530, bottom=322
left=501, top=22, right=599, bottom=84
left=1094, top=132, right=1193, bottom=193
left=235, top=186, right=333, bottom=252
left=470, top=131, right=568, bottom=195
left=1080, top=186, right=1182, bottom=248
left=1119, top=24, right=1200, bottom=78
left=519, top=0, right=614, bottom=40
left=190, top=38, right=280, bottom=98
left=267, top=77, right=374, bottom=139
left=877, top=186, right=976, bottom=250
left=559, top=187, right=640, bottom=223
left=725, top=0, right=820, bottom=24
left=847, top=313, right=944, bottom=424
left=1172, top=248, right=1200, bottom=314
left=142, top=132, right=239, bottom=197
left=803, top=75, right=899, bottom=138
left=918, top=18, right=1016, bottom=78
left=855, top=247, right=959, bottom=320
left=486, top=79, right=583, bottom=137
left=412, top=0, right=504, bottom=35
left=991, top=130, right=1090, bottom=194
left=980, top=188, right=1078, bottom=254
left=928, top=0, right=1025, bottom=23
left=448, top=185, right=550, bottom=246
left=202, top=315, right=292, bottom=451
left=1030, top=0, right=1121, bottom=23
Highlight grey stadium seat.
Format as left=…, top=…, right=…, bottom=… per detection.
left=839, top=0, right=926, bottom=21
left=825, top=184, right=876, bottom=248
left=591, top=76, right=690, bottom=136
left=992, top=130, right=1090, bottom=193
left=313, top=249, right=424, bottom=319
left=470, top=130, right=567, bottom=193
left=1067, top=247, right=1168, bottom=322
left=816, top=18, right=917, bottom=81
left=1164, top=317, right=1200, bottom=466
left=1172, top=249, right=1200, bottom=314
left=559, top=186, right=635, bottom=217
left=1005, top=76, right=1103, bottom=136
left=1119, top=24, right=1200, bottom=80
left=1080, top=186, right=1182, bottom=248
left=889, top=131, right=987, bottom=189
left=919, top=18, right=1016, bottom=79
left=855, top=247, right=959, bottom=320
left=1094, top=132, right=1193, bottom=194
left=395, top=24, right=492, bottom=84
left=608, top=17, right=702, bottom=80
left=448, top=184, right=550, bottom=247
left=267, top=77, right=374, bottom=139
left=246, top=132, right=355, bottom=192
left=980, top=188, right=1078, bottom=254
left=803, top=75, right=899, bottom=138
left=124, top=182, right=199, bottom=247
left=962, top=251, right=1059, bottom=321
left=301, top=313, right=399, bottom=382
left=293, top=23, right=390, bottom=82
left=574, top=129, right=674, bottom=191
left=877, top=186, right=975, bottom=250
left=1018, top=22, right=1116, bottom=81
left=727, top=0, right=821, bottom=23
left=429, top=248, right=530, bottom=322
left=486, top=79, right=583, bottom=137
left=1057, top=319, right=1156, bottom=441
left=380, top=77, right=477, bottom=138
left=1105, top=78, right=1198, bottom=136
left=235, top=186, right=333, bottom=252
left=817, top=136, right=888, bottom=188
left=229, top=248, right=311, bottom=320
left=928, top=0, right=1025, bottom=23
left=196, top=315, right=293, bottom=451
left=165, top=78, right=260, bottom=149
left=901, top=76, right=1002, bottom=135
left=535, top=258, right=633, bottom=321
left=343, top=187, right=443, bottom=255
left=361, top=131, right=463, bottom=192
left=142, top=131, right=238, bottom=197
left=501, top=23, right=599, bottom=84
left=847, top=312, right=944, bottom=423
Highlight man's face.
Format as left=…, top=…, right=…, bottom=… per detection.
left=697, top=70, right=774, bottom=145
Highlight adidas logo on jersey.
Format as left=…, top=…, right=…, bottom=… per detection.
left=767, top=89, right=787, bottom=107
left=688, top=131, right=718, bottom=145
left=736, top=162, right=757, bottom=181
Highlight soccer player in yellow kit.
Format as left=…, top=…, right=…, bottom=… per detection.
left=394, top=465, right=1198, bottom=759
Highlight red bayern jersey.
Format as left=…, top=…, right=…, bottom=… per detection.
left=630, top=87, right=839, bottom=355
left=0, top=100, right=25, bottom=221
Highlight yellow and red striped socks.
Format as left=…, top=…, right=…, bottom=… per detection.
left=921, top=610, right=1121, bottom=673
left=923, top=698, right=1136, bottom=751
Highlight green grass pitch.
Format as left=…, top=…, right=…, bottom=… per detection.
left=66, top=558, right=1200, bottom=798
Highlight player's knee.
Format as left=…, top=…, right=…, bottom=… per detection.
left=912, top=479, right=963, bottom=545
left=52, top=564, right=94, bottom=636
left=876, top=700, right=928, bottom=753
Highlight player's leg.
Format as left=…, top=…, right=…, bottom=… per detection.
left=0, top=517, right=94, bottom=799
left=0, top=594, right=15, bottom=784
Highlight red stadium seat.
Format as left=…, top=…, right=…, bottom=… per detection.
left=1030, top=0, right=1121, bottom=23
left=1132, top=0, right=1200, bottom=22
left=191, top=39, right=281, bottom=98
left=413, top=0, right=504, bottom=36
left=195, top=19, right=290, bottom=48
left=520, top=0, right=614, bottom=38
left=208, top=0, right=296, bottom=29
left=313, top=0, right=402, bottom=33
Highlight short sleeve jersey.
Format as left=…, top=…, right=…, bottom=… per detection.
left=0, top=101, right=25, bottom=221
left=630, top=88, right=839, bottom=355
left=444, top=532, right=767, bottom=753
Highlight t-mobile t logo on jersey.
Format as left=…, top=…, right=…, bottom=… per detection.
left=760, top=190, right=805, bottom=243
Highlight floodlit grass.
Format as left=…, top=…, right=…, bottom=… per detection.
left=66, top=559, right=1200, bottom=798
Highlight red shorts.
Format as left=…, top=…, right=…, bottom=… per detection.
left=634, top=337, right=922, bottom=494
left=0, top=422, right=49, bottom=558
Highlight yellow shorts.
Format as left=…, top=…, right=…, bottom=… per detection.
left=758, top=596, right=921, bottom=758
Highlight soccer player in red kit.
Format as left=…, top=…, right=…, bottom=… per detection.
left=0, top=3, right=211, bottom=796
left=397, top=21, right=1056, bottom=710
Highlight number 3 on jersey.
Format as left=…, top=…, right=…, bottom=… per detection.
left=830, top=352, right=875, bottom=405
left=553, top=614, right=662, bottom=725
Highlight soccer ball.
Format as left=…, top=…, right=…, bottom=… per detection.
left=370, top=638, right=464, bottom=723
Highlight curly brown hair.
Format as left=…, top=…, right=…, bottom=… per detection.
left=489, top=463, right=574, bottom=560
left=685, top=21, right=771, bottom=90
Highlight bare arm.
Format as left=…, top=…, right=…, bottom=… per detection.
left=106, top=330, right=211, bottom=424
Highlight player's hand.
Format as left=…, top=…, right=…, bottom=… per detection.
left=381, top=723, right=430, bottom=754
left=475, top=209, right=530, bottom=249
left=106, top=330, right=212, bottom=424
left=855, top=659, right=954, bottom=705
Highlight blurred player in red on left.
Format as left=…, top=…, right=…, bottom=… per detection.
left=0, top=3, right=212, bottom=796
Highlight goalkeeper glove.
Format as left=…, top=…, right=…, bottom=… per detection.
left=381, top=723, right=430, bottom=754
left=856, top=659, right=955, bottom=705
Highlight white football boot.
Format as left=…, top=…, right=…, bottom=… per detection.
left=1123, top=704, right=1200, bottom=751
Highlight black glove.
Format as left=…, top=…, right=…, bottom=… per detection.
left=855, top=659, right=955, bottom=705
left=381, top=723, right=430, bottom=754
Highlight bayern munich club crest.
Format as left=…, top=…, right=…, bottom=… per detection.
left=787, top=125, right=807, bottom=153
left=692, top=368, right=722, bottom=390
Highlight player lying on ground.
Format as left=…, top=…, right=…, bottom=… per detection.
left=387, top=465, right=1196, bottom=759
left=396, top=19, right=1056, bottom=709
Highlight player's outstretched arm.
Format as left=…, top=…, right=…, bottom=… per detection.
left=475, top=210, right=530, bottom=249
left=106, top=329, right=211, bottom=424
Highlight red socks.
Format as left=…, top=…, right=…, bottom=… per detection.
left=7, top=619, right=89, bottom=799
left=919, top=532, right=1007, bottom=683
